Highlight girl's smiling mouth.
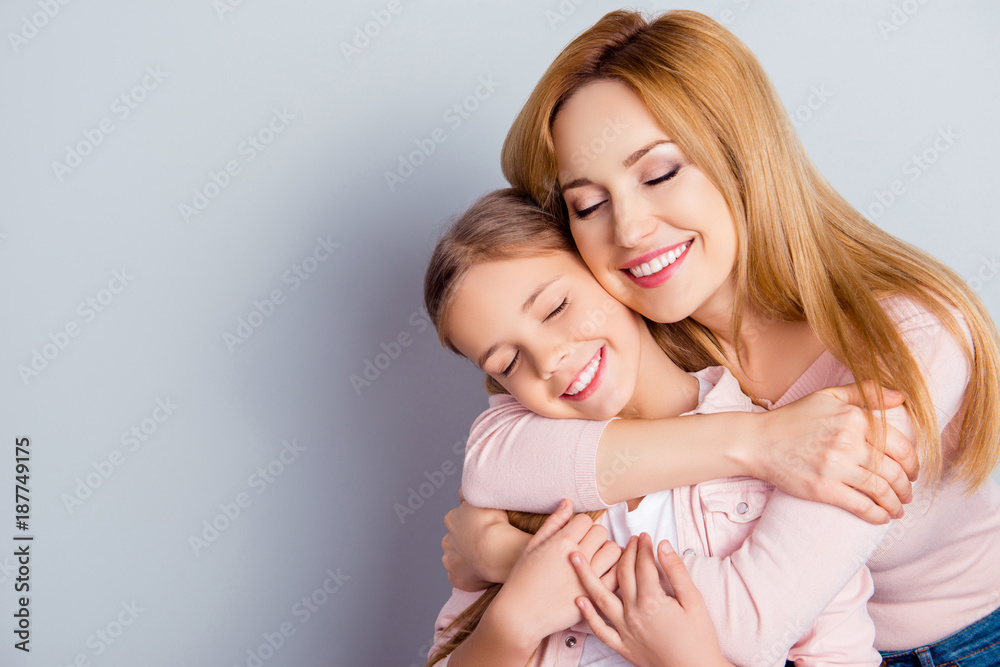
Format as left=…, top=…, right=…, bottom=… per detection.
left=561, top=346, right=605, bottom=401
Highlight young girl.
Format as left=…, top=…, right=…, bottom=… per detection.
left=443, top=9, right=1000, bottom=666
left=425, top=188, right=881, bottom=666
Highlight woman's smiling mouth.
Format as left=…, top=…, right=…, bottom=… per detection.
left=621, top=240, right=693, bottom=287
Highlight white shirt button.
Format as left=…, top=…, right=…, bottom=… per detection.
left=683, top=548, right=695, bottom=556
left=737, top=501, right=749, bottom=514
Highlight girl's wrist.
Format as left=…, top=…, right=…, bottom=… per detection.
left=485, top=522, right=531, bottom=584
left=480, top=592, right=545, bottom=656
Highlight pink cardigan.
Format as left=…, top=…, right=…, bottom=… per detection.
left=461, top=296, right=1000, bottom=656
left=431, top=367, right=882, bottom=666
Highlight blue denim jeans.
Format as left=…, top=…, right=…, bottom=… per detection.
left=879, top=604, right=1000, bottom=666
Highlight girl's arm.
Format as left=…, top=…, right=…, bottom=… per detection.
left=436, top=502, right=622, bottom=666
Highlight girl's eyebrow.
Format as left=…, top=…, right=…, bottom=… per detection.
left=522, top=276, right=561, bottom=314
left=559, top=140, right=674, bottom=191
left=477, top=275, right=562, bottom=368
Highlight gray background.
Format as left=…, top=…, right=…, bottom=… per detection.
left=1, top=1, right=998, bottom=666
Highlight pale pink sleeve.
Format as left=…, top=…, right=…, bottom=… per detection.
left=461, top=394, right=612, bottom=512
left=785, top=566, right=881, bottom=666
left=427, top=588, right=491, bottom=666
left=682, top=299, right=973, bottom=665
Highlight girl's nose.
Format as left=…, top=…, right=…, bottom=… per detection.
left=535, top=340, right=570, bottom=380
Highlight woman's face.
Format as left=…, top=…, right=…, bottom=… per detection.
left=446, top=250, right=644, bottom=420
left=552, top=79, right=739, bottom=325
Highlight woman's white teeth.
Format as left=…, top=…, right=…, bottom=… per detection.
left=629, top=242, right=690, bottom=278
left=565, top=350, right=602, bottom=396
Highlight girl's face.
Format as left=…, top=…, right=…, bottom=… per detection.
left=447, top=250, right=644, bottom=420
left=551, top=79, right=739, bottom=325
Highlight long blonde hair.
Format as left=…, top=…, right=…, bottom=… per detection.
left=426, top=509, right=605, bottom=666
left=501, top=9, right=1000, bottom=489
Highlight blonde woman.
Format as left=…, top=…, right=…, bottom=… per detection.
left=441, top=10, right=1000, bottom=666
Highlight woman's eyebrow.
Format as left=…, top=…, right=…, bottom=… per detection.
left=623, top=140, right=673, bottom=168
left=560, top=140, right=674, bottom=191
left=476, top=275, right=562, bottom=369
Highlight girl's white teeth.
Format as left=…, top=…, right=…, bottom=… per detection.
left=565, top=350, right=602, bottom=396
left=629, top=242, right=690, bottom=278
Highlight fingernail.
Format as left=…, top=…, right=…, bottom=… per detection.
left=570, top=555, right=582, bottom=566
left=895, top=507, right=905, bottom=519
left=904, top=493, right=914, bottom=504
left=577, top=600, right=586, bottom=610
left=883, top=515, right=892, bottom=525
left=660, top=540, right=674, bottom=553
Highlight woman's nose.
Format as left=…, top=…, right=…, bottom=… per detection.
left=613, top=196, right=655, bottom=248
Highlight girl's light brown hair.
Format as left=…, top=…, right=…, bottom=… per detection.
left=501, top=9, right=1000, bottom=489
left=424, top=188, right=575, bottom=395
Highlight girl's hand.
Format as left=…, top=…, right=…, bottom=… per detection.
left=751, top=381, right=918, bottom=525
left=442, top=489, right=529, bottom=590
left=488, top=500, right=622, bottom=644
left=572, top=533, right=733, bottom=667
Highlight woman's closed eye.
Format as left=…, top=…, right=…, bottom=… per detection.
left=644, top=165, right=680, bottom=186
left=570, top=166, right=681, bottom=219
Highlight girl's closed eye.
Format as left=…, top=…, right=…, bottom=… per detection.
left=544, top=298, right=570, bottom=322
left=501, top=351, right=520, bottom=377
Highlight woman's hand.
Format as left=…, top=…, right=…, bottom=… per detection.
left=487, top=500, right=622, bottom=644
left=750, top=381, right=919, bottom=525
left=441, top=489, right=530, bottom=590
left=572, top=533, right=733, bottom=667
